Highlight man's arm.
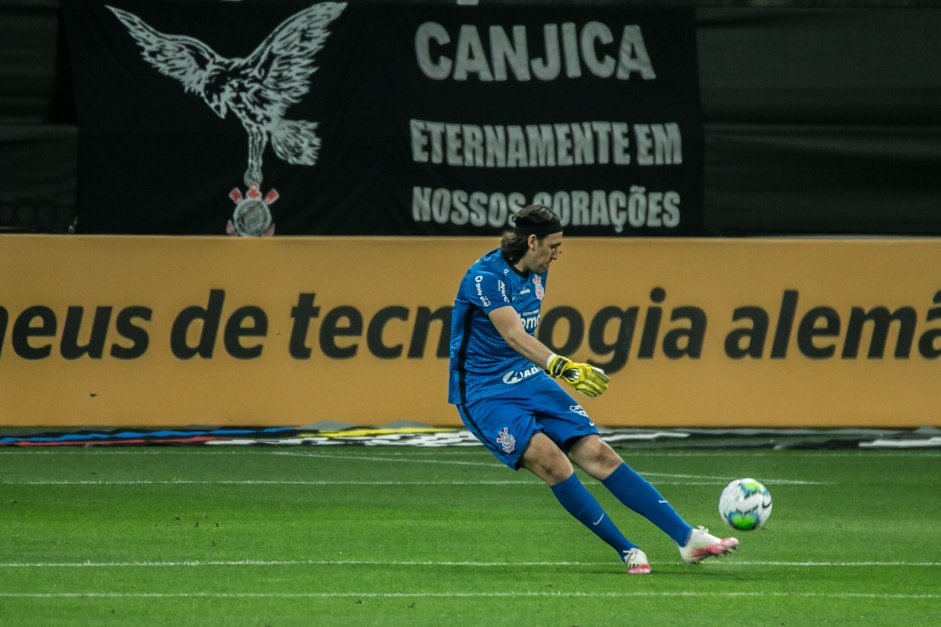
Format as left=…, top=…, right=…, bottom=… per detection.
left=487, top=305, right=609, bottom=398
left=488, top=305, right=553, bottom=367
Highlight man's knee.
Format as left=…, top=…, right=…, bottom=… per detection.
left=570, top=435, right=623, bottom=478
left=521, top=434, right=573, bottom=485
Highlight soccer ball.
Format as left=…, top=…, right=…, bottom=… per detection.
left=718, top=478, right=772, bottom=531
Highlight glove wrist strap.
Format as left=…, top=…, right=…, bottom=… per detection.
left=546, top=353, right=571, bottom=378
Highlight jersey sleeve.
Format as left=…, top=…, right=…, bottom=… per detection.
left=461, top=270, right=511, bottom=315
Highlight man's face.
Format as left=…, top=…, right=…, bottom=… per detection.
left=525, top=232, right=563, bottom=274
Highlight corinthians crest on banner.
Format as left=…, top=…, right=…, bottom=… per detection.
left=107, top=2, right=347, bottom=236
left=65, top=1, right=704, bottom=237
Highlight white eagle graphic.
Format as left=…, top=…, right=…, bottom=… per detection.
left=108, top=3, right=347, bottom=186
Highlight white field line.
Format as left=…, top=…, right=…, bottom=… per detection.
left=1, top=558, right=938, bottom=569
left=0, top=446, right=830, bottom=486
left=0, top=591, right=939, bottom=601
left=0, top=449, right=832, bottom=486
left=272, top=451, right=497, bottom=466
left=0, top=447, right=898, bottom=488
left=269, top=452, right=826, bottom=484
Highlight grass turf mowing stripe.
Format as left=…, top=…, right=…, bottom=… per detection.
left=0, top=477, right=826, bottom=485
left=1, top=591, right=939, bottom=600
left=2, top=559, right=939, bottom=568
left=2, top=448, right=939, bottom=457
left=0, top=479, right=540, bottom=486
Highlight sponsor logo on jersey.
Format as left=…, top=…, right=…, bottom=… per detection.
left=496, top=427, right=516, bottom=454
left=502, top=366, right=541, bottom=384
left=518, top=312, right=540, bottom=331
left=570, top=404, right=589, bottom=417
left=474, top=275, right=490, bottom=306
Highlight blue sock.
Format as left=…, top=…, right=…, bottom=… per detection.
left=602, top=463, right=693, bottom=546
left=550, top=473, right=636, bottom=558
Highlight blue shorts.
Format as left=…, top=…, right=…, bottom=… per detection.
left=456, top=376, right=600, bottom=470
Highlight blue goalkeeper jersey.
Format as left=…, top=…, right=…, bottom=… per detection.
left=448, top=248, right=551, bottom=405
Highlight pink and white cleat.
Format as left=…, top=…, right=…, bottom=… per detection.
left=679, top=526, right=739, bottom=565
left=623, top=548, right=651, bottom=574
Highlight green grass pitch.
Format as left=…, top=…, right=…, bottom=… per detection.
left=1, top=445, right=939, bottom=625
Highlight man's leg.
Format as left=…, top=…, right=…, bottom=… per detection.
left=569, top=436, right=692, bottom=545
left=521, top=433, right=642, bottom=562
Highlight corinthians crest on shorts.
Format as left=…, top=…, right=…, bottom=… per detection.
left=496, top=427, right=516, bottom=454
left=108, top=3, right=347, bottom=236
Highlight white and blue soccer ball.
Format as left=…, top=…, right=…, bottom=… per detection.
left=718, top=478, right=772, bottom=531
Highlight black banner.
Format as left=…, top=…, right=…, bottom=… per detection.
left=63, top=0, right=703, bottom=236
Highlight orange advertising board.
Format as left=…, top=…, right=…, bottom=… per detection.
left=1, top=235, right=939, bottom=428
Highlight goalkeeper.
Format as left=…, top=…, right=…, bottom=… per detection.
left=447, top=204, right=738, bottom=575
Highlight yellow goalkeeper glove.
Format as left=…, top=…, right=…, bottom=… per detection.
left=546, top=354, right=610, bottom=398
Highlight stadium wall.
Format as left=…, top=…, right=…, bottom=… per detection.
left=3, top=235, right=940, bottom=428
